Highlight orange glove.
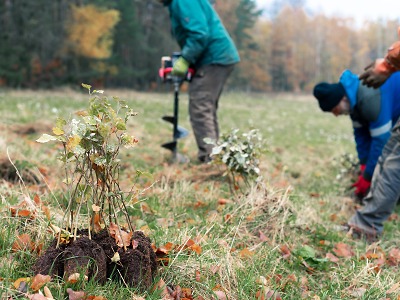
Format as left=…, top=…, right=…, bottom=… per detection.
left=385, top=41, right=400, bottom=70
left=352, top=175, right=371, bottom=198
left=360, top=33, right=400, bottom=88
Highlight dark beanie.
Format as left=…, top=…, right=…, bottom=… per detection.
left=313, top=82, right=345, bottom=112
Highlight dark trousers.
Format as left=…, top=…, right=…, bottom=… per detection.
left=189, top=64, right=235, bottom=161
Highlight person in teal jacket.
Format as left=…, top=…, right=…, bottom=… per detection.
left=159, top=0, right=240, bottom=163
left=313, top=70, right=400, bottom=199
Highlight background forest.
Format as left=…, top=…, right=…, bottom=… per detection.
left=1, top=0, right=399, bottom=92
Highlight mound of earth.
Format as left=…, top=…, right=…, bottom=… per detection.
left=0, top=158, right=41, bottom=184
left=33, top=229, right=157, bottom=289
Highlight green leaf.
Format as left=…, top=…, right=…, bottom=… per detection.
left=36, top=134, right=58, bottom=143
left=296, top=245, right=316, bottom=259
left=81, top=83, right=92, bottom=90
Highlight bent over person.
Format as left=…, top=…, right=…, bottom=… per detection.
left=158, top=0, right=240, bottom=163
left=341, top=26, right=400, bottom=240
left=313, top=69, right=400, bottom=199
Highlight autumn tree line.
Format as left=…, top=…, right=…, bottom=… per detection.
left=1, top=0, right=399, bottom=92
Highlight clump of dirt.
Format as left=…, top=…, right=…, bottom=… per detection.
left=92, top=230, right=157, bottom=289
left=0, top=157, right=41, bottom=184
left=33, top=230, right=157, bottom=289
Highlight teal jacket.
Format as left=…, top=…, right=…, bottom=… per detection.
left=166, top=0, right=240, bottom=68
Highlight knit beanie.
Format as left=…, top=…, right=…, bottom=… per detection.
left=313, top=82, right=345, bottom=112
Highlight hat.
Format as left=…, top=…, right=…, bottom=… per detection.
left=313, top=82, right=345, bottom=112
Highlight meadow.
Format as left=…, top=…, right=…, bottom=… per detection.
left=0, top=87, right=399, bottom=299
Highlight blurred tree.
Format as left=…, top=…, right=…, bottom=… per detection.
left=64, top=5, right=119, bottom=59
left=0, top=0, right=68, bottom=87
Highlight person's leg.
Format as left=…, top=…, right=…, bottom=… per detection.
left=189, top=64, right=234, bottom=162
left=348, top=127, right=400, bottom=235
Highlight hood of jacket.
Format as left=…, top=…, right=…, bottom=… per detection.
left=339, top=69, right=359, bottom=109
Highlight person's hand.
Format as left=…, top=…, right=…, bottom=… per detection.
left=352, top=175, right=371, bottom=198
left=171, top=57, right=189, bottom=77
left=359, top=59, right=393, bottom=88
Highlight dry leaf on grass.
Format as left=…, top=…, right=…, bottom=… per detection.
left=387, top=248, right=400, bottom=266
left=333, top=243, right=354, bottom=258
left=30, top=274, right=51, bottom=291
left=326, top=253, right=339, bottom=263
left=67, top=288, right=86, bottom=300
left=27, top=294, right=49, bottom=300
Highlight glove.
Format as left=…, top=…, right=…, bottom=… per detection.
left=352, top=175, right=371, bottom=198
left=171, top=57, right=189, bottom=77
left=359, top=41, right=400, bottom=88
left=359, top=58, right=394, bottom=88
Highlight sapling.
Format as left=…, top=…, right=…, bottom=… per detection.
left=205, top=128, right=266, bottom=194
left=37, top=84, right=139, bottom=248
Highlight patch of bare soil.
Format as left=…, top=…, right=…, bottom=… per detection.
left=34, top=229, right=157, bottom=289
left=0, top=157, right=41, bottom=184
left=12, top=122, right=53, bottom=136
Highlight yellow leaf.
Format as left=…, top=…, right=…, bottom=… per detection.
left=66, top=135, right=81, bottom=151
left=239, top=248, right=254, bottom=258
left=13, top=277, right=30, bottom=289
left=52, top=127, right=64, bottom=136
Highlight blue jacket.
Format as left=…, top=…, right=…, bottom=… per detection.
left=166, top=0, right=240, bottom=68
left=339, top=70, right=400, bottom=180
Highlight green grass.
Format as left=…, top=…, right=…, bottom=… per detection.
left=0, top=88, right=399, bottom=299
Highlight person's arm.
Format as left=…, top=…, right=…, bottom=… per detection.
left=175, top=0, right=210, bottom=64
left=351, top=125, right=372, bottom=198
left=353, top=125, right=371, bottom=167
left=359, top=27, right=400, bottom=88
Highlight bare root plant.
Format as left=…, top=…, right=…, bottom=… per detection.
left=36, top=84, right=139, bottom=246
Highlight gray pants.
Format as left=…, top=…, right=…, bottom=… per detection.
left=189, top=64, right=235, bottom=162
left=348, top=122, right=400, bottom=235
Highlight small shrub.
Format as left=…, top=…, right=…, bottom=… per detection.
left=205, top=128, right=266, bottom=193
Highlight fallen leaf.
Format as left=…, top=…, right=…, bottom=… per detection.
left=13, top=277, right=30, bottom=289
left=213, top=290, right=227, bottom=300
left=156, top=242, right=174, bottom=255
left=210, top=265, right=220, bottom=275
left=67, top=273, right=88, bottom=284
left=195, top=270, right=201, bottom=282
left=386, top=282, right=400, bottom=294
left=111, top=252, right=120, bottom=263
left=350, top=287, right=366, bottom=297
left=217, top=198, right=230, bottom=205
left=190, top=243, right=202, bottom=255
left=30, top=274, right=51, bottom=291
left=239, top=248, right=254, bottom=258
left=43, top=286, right=54, bottom=299
left=109, top=223, right=133, bottom=248
left=152, top=279, right=173, bottom=300
left=92, top=204, right=101, bottom=212
left=67, top=288, right=86, bottom=300
left=259, top=231, right=269, bottom=242
left=387, top=248, right=400, bottom=266
left=27, top=294, right=49, bottom=300
left=326, top=253, right=339, bottom=263
left=333, top=243, right=354, bottom=258
left=12, top=234, right=32, bottom=252
left=279, top=245, right=291, bottom=259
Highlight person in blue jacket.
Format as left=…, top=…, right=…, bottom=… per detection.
left=313, top=70, right=400, bottom=199
left=158, top=0, right=240, bottom=163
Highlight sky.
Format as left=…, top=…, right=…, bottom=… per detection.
left=256, top=0, right=400, bottom=27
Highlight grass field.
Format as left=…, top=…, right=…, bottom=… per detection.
left=0, top=87, right=399, bottom=299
